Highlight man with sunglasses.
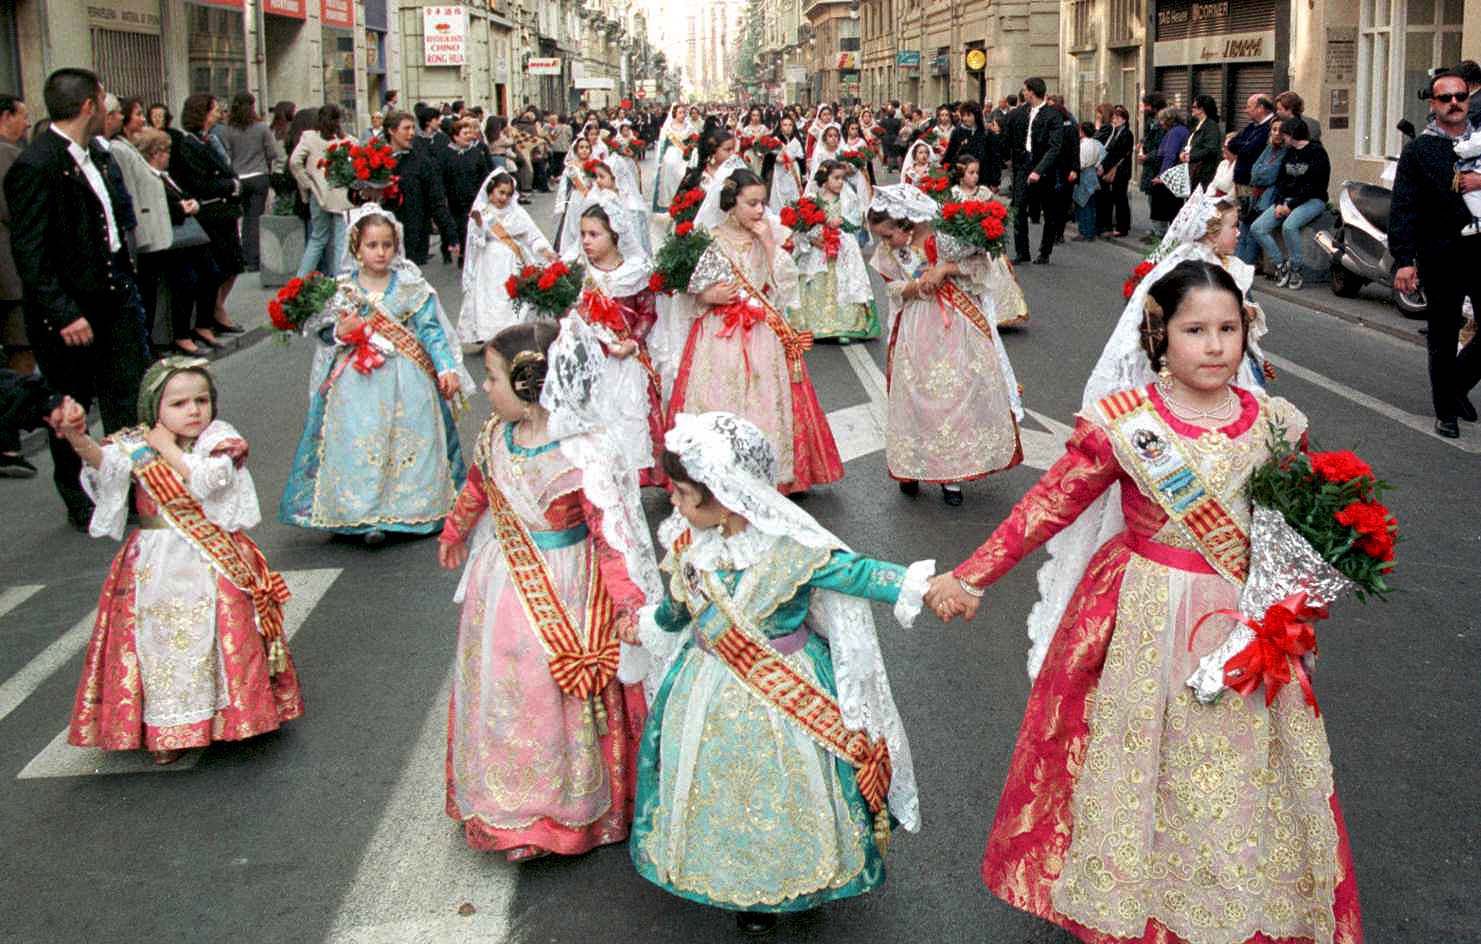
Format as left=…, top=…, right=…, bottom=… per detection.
left=1392, top=71, right=1481, bottom=438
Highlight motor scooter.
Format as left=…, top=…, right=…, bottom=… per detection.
left=1313, top=119, right=1428, bottom=318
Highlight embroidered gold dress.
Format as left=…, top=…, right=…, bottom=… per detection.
left=954, top=385, right=1363, bottom=944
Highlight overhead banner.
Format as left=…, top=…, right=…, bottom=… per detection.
left=527, top=57, right=562, bottom=75
left=263, top=0, right=305, bottom=18
left=423, top=5, right=467, bottom=66
left=321, top=0, right=352, bottom=28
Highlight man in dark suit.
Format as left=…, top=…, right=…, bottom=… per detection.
left=5, top=68, right=148, bottom=527
left=385, top=110, right=460, bottom=267
left=1006, top=77, right=1065, bottom=264
left=1047, top=94, right=1079, bottom=250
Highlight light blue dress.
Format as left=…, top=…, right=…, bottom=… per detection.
left=280, top=268, right=466, bottom=534
left=631, top=528, right=907, bottom=913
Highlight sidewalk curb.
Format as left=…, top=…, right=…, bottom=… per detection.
left=1099, top=235, right=1426, bottom=348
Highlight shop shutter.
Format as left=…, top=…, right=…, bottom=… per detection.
left=1228, top=62, right=1277, bottom=133
left=1155, top=67, right=1189, bottom=111
left=92, top=28, right=165, bottom=106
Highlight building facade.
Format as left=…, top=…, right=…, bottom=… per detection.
left=1057, top=0, right=1479, bottom=189
left=2, top=0, right=677, bottom=128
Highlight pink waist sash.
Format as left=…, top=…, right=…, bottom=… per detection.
left=1121, top=531, right=1218, bottom=575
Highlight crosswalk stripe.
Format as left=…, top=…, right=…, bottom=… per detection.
left=0, top=585, right=44, bottom=623
left=14, top=568, right=342, bottom=780
left=0, top=610, right=96, bottom=727
left=325, top=671, right=516, bottom=942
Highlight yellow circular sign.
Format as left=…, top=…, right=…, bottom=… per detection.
left=965, top=48, right=987, bottom=73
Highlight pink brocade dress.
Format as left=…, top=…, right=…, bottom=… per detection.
left=669, top=232, right=844, bottom=494
left=954, top=386, right=1363, bottom=944
left=439, top=423, right=647, bottom=858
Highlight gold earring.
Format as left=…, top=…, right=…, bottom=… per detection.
left=1158, top=358, right=1172, bottom=381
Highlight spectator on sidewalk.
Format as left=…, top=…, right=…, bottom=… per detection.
left=215, top=92, right=282, bottom=273
left=1250, top=117, right=1330, bottom=290
left=1231, top=94, right=1277, bottom=192
left=384, top=110, right=459, bottom=266
left=0, top=93, right=28, bottom=379
left=1209, top=133, right=1238, bottom=196
left=6, top=68, right=148, bottom=529
left=1096, top=104, right=1133, bottom=236
left=171, top=93, right=245, bottom=339
left=288, top=103, right=352, bottom=278
left=442, top=117, right=490, bottom=264
left=1182, top=94, right=1223, bottom=191
left=545, top=111, right=571, bottom=182
left=1392, top=71, right=1481, bottom=438
left=1070, top=121, right=1104, bottom=241
left=1275, top=91, right=1321, bottom=144
left=1236, top=121, right=1288, bottom=265
left=1137, top=92, right=1168, bottom=218
left=1147, top=106, right=1189, bottom=237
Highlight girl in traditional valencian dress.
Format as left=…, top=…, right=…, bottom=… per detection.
left=765, top=115, right=806, bottom=212
left=653, top=104, right=696, bottom=213
left=628, top=411, right=932, bottom=935
left=439, top=318, right=662, bottom=860
left=560, top=162, right=652, bottom=258
left=668, top=168, right=844, bottom=495
left=56, top=358, right=303, bottom=766
left=925, top=259, right=1363, bottom=944
left=789, top=160, right=880, bottom=342
left=951, top=156, right=1030, bottom=329
left=458, top=169, right=557, bottom=345
left=901, top=140, right=937, bottom=188
left=552, top=137, right=595, bottom=253
left=738, top=106, right=769, bottom=177
left=280, top=205, right=471, bottom=544
left=566, top=202, right=666, bottom=484
left=866, top=184, right=1023, bottom=506
left=807, top=123, right=844, bottom=182
left=804, top=103, right=836, bottom=163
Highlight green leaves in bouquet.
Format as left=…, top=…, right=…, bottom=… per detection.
left=1249, top=421, right=1397, bottom=601
left=652, top=231, right=713, bottom=295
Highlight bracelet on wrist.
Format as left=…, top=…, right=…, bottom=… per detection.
left=957, top=577, right=985, bottom=598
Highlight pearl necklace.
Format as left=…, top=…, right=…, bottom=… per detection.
left=1157, top=380, right=1238, bottom=423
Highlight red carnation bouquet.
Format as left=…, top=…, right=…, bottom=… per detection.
left=916, top=168, right=953, bottom=201
left=737, top=135, right=756, bottom=156
left=321, top=139, right=398, bottom=190
left=936, top=198, right=1010, bottom=257
left=651, top=185, right=713, bottom=294
left=1122, top=259, right=1157, bottom=299
left=779, top=196, right=839, bottom=260
left=581, top=158, right=603, bottom=176
left=267, top=272, right=339, bottom=338
left=1188, top=434, right=1397, bottom=714
left=838, top=146, right=875, bottom=172
left=751, top=135, right=783, bottom=159
left=613, top=137, right=645, bottom=160
left=680, top=132, right=701, bottom=160
left=505, top=259, right=583, bottom=318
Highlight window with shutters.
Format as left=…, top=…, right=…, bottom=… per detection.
left=1108, top=0, right=1139, bottom=46
left=1069, top=0, right=1095, bottom=52
left=92, top=29, right=165, bottom=106
left=1358, top=0, right=1465, bottom=159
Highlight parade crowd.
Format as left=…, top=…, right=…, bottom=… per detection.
left=4, top=59, right=1480, bottom=943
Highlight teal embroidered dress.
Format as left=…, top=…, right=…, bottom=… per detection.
left=630, top=527, right=912, bottom=912
left=280, top=268, right=466, bottom=534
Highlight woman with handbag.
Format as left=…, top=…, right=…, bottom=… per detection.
left=289, top=104, right=354, bottom=278
left=129, top=128, right=222, bottom=355
left=170, top=94, right=247, bottom=341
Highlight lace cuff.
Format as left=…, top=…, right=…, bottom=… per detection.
left=80, top=443, right=133, bottom=540
left=893, top=559, right=935, bottom=629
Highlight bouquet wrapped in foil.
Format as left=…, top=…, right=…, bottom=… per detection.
left=1186, top=434, right=1396, bottom=711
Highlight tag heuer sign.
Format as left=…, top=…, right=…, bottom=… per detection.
left=964, top=48, right=987, bottom=73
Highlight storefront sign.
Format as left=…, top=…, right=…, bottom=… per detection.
left=836, top=52, right=857, bottom=70
left=930, top=54, right=950, bottom=77
left=263, top=0, right=305, bottom=18
left=963, top=48, right=987, bottom=73
left=527, top=57, right=562, bottom=75
left=423, top=6, right=466, bottom=65
left=896, top=50, right=920, bottom=68
left=87, top=0, right=162, bottom=34
left=574, top=77, right=616, bottom=90
left=321, top=0, right=353, bottom=29
left=1154, top=29, right=1274, bottom=67
left=195, top=0, right=244, bottom=9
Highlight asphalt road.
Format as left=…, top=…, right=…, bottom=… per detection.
left=0, top=158, right=1476, bottom=944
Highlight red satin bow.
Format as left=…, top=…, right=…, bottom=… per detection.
left=714, top=301, right=765, bottom=373
left=1191, top=592, right=1328, bottom=715
left=582, top=289, right=630, bottom=336
left=341, top=321, right=386, bottom=375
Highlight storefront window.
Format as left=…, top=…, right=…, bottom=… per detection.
left=1359, top=0, right=1464, bottom=159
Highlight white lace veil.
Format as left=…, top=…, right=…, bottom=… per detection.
left=1020, top=187, right=1268, bottom=679
left=306, top=203, right=473, bottom=398
left=692, top=155, right=751, bottom=233
left=868, top=183, right=939, bottom=223
left=560, top=187, right=646, bottom=263
left=644, top=411, right=922, bottom=831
